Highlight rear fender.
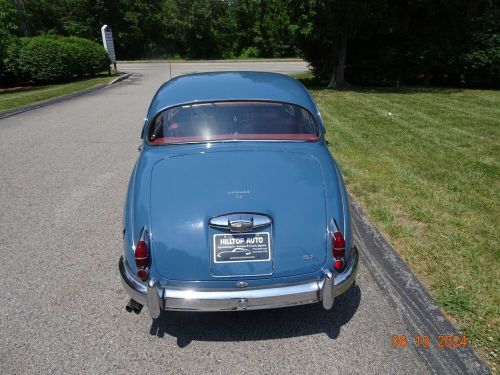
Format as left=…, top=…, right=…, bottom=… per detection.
left=123, top=154, right=156, bottom=274
left=330, top=158, right=352, bottom=260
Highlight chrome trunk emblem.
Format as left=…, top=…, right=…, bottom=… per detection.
left=236, top=281, right=248, bottom=288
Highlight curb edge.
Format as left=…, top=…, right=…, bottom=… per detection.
left=0, top=73, right=131, bottom=121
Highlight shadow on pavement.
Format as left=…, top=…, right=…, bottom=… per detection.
left=149, top=283, right=361, bottom=347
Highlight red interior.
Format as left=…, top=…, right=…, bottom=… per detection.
left=150, top=133, right=319, bottom=144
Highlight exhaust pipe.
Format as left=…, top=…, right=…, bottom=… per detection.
left=126, top=299, right=143, bottom=314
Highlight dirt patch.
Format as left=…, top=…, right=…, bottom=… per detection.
left=0, top=86, right=34, bottom=94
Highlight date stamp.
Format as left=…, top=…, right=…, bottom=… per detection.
left=391, top=335, right=468, bottom=350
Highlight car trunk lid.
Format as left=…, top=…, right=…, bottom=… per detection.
left=150, top=150, right=327, bottom=281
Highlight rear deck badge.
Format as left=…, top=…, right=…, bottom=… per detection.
left=236, top=281, right=248, bottom=288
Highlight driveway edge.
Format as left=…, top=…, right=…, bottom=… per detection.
left=0, top=73, right=131, bottom=120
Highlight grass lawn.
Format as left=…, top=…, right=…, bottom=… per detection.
left=309, top=85, right=499, bottom=367
left=0, top=75, right=120, bottom=112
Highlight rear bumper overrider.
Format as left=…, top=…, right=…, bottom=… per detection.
left=119, top=246, right=359, bottom=319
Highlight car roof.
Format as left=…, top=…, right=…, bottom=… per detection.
left=146, top=71, right=318, bottom=120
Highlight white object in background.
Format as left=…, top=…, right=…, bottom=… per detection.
left=101, top=25, right=116, bottom=65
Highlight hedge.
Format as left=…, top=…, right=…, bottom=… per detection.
left=64, top=36, right=112, bottom=76
left=4, top=35, right=110, bottom=84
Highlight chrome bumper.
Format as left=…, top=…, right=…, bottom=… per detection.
left=119, top=246, right=358, bottom=319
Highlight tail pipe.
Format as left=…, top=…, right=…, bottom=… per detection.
left=126, top=299, right=143, bottom=314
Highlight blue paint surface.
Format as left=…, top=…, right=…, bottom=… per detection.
left=124, top=72, right=351, bottom=288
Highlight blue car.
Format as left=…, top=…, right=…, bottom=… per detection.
left=119, top=72, right=359, bottom=318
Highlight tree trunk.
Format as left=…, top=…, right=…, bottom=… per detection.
left=327, top=64, right=336, bottom=88
left=328, top=35, right=347, bottom=88
left=14, top=0, right=30, bottom=36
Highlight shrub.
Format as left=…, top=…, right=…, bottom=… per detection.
left=3, top=37, right=29, bottom=82
left=17, top=36, right=74, bottom=82
left=5, top=35, right=110, bottom=83
left=62, top=36, right=111, bottom=76
left=239, top=46, right=260, bottom=59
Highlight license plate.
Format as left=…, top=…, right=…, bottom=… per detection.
left=213, top=232, right=271, bottom=263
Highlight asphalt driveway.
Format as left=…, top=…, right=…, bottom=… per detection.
left=0, top=61, right=489, bottom=374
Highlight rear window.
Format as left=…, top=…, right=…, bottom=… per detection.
left=147, top=101, right=319, bottom=145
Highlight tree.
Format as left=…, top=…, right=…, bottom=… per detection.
left=5, top=0, right=497, bottom=87
left=231, top=0, right=298, bottom=58
left=0, top=0, right=19, bottom=85
left=294, top=0, right=385, bottom=87
left=294, top=0, right=499, bottom=87
left=12, top=0, right=29, bottom=35
left=461, top=3, right=500, bottom=86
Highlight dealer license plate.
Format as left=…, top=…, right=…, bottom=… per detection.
left=213, top=232, right=271, bottom=263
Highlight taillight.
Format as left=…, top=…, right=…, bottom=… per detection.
left=135, top=240, right=148, bottom=267
left=135, top=228, right=149, bottom=281
left=137, top=268, right=148, bottom=281
left=332, top=230, right=345, bottom=270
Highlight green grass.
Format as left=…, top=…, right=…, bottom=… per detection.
left=309, top=86, right=499, bottom=369
left=0, top=75, right=119, bottom=112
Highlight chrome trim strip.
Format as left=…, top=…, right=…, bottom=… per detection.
left=163, top=282, right=320, bottom=311
left=118, top=245, right=358, bottom=313
left=164, top=282, right=319, bottom=299
left=209, top=213, right=271, bottom=232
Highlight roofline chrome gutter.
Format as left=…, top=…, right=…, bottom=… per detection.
left=119, top=246, right=358, bottom=319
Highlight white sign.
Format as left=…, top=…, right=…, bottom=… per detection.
left=101, top=25, right=116, bottom=63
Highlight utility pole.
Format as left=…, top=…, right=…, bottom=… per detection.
left=14, top=0, right=31, bottom=36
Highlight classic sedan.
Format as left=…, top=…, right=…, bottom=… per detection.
left=119, top=71, right=359, bottom=318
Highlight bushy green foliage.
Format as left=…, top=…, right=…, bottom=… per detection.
left=63, top=37, right=111, bottom=76
left=5, top=35, right=110, bottom=83
left=239, top=47, right=260, bottom=59
left=230, top=0, right=299, bottom=58
left=3, top=37, right=29, bottom=81
left=5, top=0, right=499, bottom=87
left=0, top=0, right=18, bottom=85
left=461, top=8, right=500, bottom=87
left=19, top=0, right=300, bottom=60
left=17, top=36, right=75, bottom=82
left=296, top=0, right=500, bottom=87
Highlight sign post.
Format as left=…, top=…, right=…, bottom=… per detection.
left=101, top=25, right=117, bottom=72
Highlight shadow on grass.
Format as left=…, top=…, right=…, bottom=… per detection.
left=295, top=76, right=466, bottom=95
left=149, top=283, right=361, bottom=347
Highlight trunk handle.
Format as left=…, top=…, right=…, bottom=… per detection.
left=209, top=213, right=271, bottom=233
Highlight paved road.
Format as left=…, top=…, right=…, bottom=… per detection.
left=0, top=62, right=488, bottom=374
left=121, top=60, right=310, bottom=77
